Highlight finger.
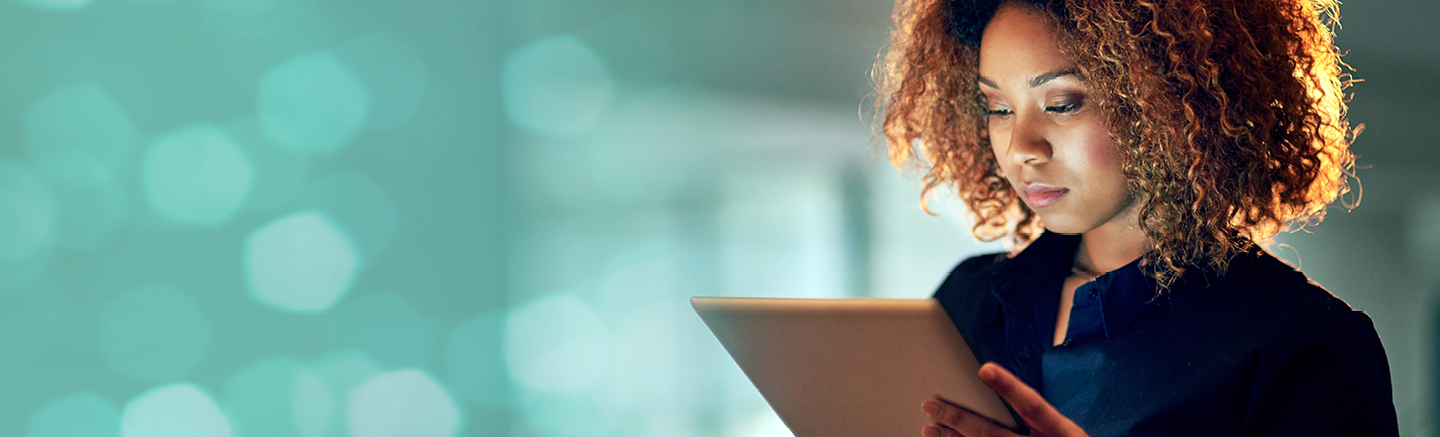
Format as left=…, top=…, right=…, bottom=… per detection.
left=923, top=424, right=963, bottom=437
left=978, top=363, right=1084, bottom=435
left=977, top=363, right=1054, bottom=419
left=922, top=399, right=1013, bottom=437
left=922, top=423, right=967, bottom=437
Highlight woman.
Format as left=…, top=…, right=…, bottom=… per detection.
left=876, top=0, right=1398, bottom=435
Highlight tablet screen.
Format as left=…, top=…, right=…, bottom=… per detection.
left=693, top=297, right=1018, bottom=436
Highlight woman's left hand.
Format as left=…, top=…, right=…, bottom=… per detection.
left=921, top=362, right=1089, bottom=437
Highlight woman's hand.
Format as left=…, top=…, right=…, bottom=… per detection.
left=921, top=362, right=1089, bottom=437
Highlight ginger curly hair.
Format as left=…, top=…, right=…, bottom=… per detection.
left=878, top=0, right=1358, bottom=289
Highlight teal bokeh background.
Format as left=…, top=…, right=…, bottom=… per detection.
left=0, top=0, right=1437, bottom=436
left=0, top=0, right=500, bottom=435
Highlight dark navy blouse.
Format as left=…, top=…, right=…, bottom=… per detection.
left=933, top=232, right=1398, bottom=436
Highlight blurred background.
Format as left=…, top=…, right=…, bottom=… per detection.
left=0, top=0, right=1433, bottom=436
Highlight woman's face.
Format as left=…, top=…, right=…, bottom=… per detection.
left=978, top=5, right=1138, bottom=235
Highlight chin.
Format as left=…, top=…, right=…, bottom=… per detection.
left=1037, top=215, right=1092, bottom=235
left=1041, top=225, right=1086, bottom=235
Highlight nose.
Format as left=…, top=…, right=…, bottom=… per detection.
left=1005, top=111, right=1052, bottom=166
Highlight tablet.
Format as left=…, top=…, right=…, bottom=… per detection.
left=692, top=297, right=1018, bottom=436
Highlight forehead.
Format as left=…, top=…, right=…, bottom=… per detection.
left=977, top=6, right=1072, bottom=84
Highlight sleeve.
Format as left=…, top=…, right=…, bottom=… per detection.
left=1240, top=311, right=1399, bottom=436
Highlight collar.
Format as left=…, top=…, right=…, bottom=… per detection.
left=991, top=231, right=1162, bottom=341
left=1085, top=254, right=1162, bottom=339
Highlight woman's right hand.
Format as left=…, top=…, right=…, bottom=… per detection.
left=921, top=362, right=1089, bottom=437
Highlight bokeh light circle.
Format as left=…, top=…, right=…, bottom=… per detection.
left=258, top=53, right=370, bottom=153
left=99, top=284, right=212, bottom=383
left=307, top=349, right=383, bottom=436
left=503, top=292, right=611, bottom=394
left=243, top=210, right=361, bottom=313
left=223, top=356, right=340, bottom=437
left=142, top=123, right=254, bottom=226
left=121, top=383, right=232, bottom=437
left=501, top=35, right=614, bottom=137
left=27, top=392, right=120, bottom=437
left=327, top=292, right=435, bottom=369
left=0, top=161, right=58, bottom=261
left=24, top=84, right=136, bottom=187
left=346, top=369, right=462, bottom=437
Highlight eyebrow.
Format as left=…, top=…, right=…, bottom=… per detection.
left=977, top=69, right=1079, bottom=89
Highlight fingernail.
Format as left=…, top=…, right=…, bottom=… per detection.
left=922, top=425, right=939, bottom=437
left=979, top=363, right=999, bottom=379
left=922, top=400, right=939, bottom=416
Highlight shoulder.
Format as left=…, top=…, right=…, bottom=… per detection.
left=930, top=251, right=1010, bottom=327
left=1175, top=246, right=1389, bottom=381
left=951, top=251, right=1012, bottom=277
left=1159, top=246, right=1385, bottom=373
left=930, top=251, right=1015, bottom=367
left=934, top=251, right=1010, bottom=296
left=1163, top=248, right=1396, bottom=433
left=1199, top=247, right=1356, bottom=329
left=1224, top=251, right=1398, bottom=433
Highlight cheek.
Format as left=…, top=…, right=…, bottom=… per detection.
left=986, top=128, right=1007, bottom=169
left=1071, top=122, right=1123, bottom=175
left=987, top=123, right=1017, bottom=156
left=988, top=146, right=1020, bottom=184
left=1082, top=133, right=1121, bottom=168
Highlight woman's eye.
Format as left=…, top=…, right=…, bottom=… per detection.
left=983, top=108, right=1012, bottom=117
left=1045, top=101, right=1082, bottom=114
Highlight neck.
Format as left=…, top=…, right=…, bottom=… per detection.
left=1074, top=204, right=1148, bottom=276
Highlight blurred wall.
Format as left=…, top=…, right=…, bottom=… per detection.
left=0, top=0, right=1435, bottom=436
left=1282, top=1, right=1440, bottom=435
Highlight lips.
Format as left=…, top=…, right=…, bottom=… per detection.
left=1022, top=183, right=1068, bottom=208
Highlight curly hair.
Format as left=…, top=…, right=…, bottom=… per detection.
left=877, top=0, right=1358, bottom=289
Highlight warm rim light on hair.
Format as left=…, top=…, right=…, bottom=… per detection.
left=876, top=0, right=1359, bottom=290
